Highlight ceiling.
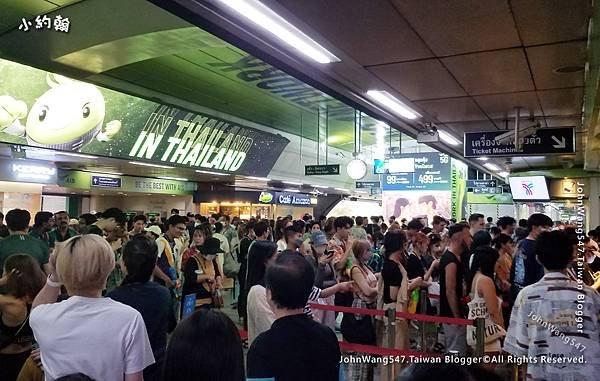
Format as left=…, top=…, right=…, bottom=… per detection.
left=163, top=0, right=591, bottom=173
left=0, top=0, right=593, bottom=178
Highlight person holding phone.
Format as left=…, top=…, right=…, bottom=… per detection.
left=306, top=231, right=337, bottom=289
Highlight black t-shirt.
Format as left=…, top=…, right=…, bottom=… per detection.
left=247, top=314, right=340, bottom=381
left=439, top=250, right=464, bottom=318
left=406, top=253, right=425, bottom=280
left=381, top=259, right=403, bottom=304
left=107, top=282, right=176, bottom=361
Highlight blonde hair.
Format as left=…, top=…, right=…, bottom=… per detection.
left=56, top=235, right=115, bottom=294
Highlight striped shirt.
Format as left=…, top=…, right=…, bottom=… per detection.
left=503, top=272, right=600, bottom=381
left=303, top=286, right=321, bottom=319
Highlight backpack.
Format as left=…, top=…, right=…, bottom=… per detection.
left=223, top=248, right=241, bottom=278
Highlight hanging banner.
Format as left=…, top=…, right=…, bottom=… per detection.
left=450, top=158, right=468, bottom=221
left=0, top=59, right=289, bottom=177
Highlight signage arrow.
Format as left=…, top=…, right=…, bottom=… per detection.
left=551, top=136, right=566, bottom=149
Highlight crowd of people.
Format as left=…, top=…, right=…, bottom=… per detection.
left=0, top=207, right=599, bottom=381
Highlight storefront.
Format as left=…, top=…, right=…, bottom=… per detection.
left=0, top=158, right=57, bottom=217
left=258, top=191, right=317, bottom=220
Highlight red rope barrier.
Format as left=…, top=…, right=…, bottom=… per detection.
left=339, top=341, right=441, bottom=358
left=308, top=303, right=474, bottom=326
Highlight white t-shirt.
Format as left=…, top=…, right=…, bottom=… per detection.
left=30, top=296, right=155, bottom=381
left=276, top=239, right=287, bottom=252
left=247, top=285, right=275, bottom=345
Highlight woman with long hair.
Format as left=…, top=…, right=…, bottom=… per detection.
left=161, top=309, right=244, bottom=381
left=245, top=240, right=278, bottom=343
left=180, top=226, right=206, bottom=273
left=106, top=227, right=128, bottom=293
left=466, top=246, right=504, bottom=355
left=492, top=234, right=515, bottom=327
left=343, top=240, right=378, bottom=380
left=274, top=218, right=292, bottom=252
left=0, top=254, right=45, bottom=380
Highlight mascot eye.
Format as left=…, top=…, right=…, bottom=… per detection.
left=82, top=104, right=91, bottom=118
left=38, top=106, right=48, bottom=122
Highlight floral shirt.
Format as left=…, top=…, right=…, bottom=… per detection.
left=503, top=272, right=600, bottom=381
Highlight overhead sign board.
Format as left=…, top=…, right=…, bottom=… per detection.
left=472, top=187, right=502, bottom=194
left=305, top=164, right=340, bottom=176
left=356, top=181, right=380, bottom=189
left=382, top=153, right=451, bottom=191
left=464, top=127, right=575, bottom=157
left=0, top=158, right=57, bottom=184
left=91, top=176, right=121, bottom=188
left=466, top=180, right=497, bottom=188
left=258, top=191, right=313, bottom=206
left=0, top=59, right=289, bottom=177
left=58, top=170, right=196, bottom=195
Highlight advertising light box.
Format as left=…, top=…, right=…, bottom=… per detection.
left=508, top=176, right=550, bottom=201
left=0, top=59, right=289, bottom=177
left=381, top=153, right=451, bottom=191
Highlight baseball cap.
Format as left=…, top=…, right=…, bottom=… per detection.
left=311, top=230, right=327, bottom=246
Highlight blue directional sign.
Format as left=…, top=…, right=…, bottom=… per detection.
left=356, top=181, right=380, bottom=189
left=91, top=176, right=122, bottom=188
left=467, top=180, right=497, bottom=188
left=464, top=127, right=575, bottom=158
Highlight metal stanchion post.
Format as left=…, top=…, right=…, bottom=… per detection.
left=419, top=288, right=427, bottom=352
left=475, top=317, right=485, bottom=357
left=385, top=308, right=396, bottom=381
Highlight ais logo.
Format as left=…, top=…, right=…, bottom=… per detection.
left=521, top=182, right=534, bottom=196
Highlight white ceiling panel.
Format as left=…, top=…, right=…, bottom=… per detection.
left=442, top=49, right=534, bottom=95
left=368, top=59, right=466, bottom=101
left=390, top=0, right=520, bottom=56
left=415, top=97, right=488, bottom=122
left=474, top=91, right=542, bottom=120
left=538, top=88, right=584, bottom=116
left=274, top=0, right=433, bottom=66
left=511, top=0, right=592, bottom=46
left=526, top=41, right=586, bottom=90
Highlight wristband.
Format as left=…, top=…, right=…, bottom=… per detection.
left=46, top=275, right=62, bottom=288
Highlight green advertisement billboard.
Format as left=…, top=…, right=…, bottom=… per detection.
left=467, top=193, right=514, bottom=204
left=450, top=158, right=468, bottom=220
left=57, top=170, right=196, bottom=195
left=0, top=59, right=289, bottom=177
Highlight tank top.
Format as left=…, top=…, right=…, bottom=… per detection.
left=467, top=275, right=503, bottom=352
left=0, top=304, right=33, bottom=349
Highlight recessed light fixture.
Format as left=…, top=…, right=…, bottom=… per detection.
left=195, top=170, right=228, bottom=176
left=366, top=90, right=420, bottom=120
left=217, top=0, right=340, bottom=64
left=553, top=65, right=584, bottom=74
left=129, top=161, right=174, bottom=169
left=438, top=130, right=461, bottom=146
left=246, top=176, right=271, bottom=182
left=484, top=163, right=501, bottom=171
left=61, top=152, right=98, bottom=159
left=158, top=176, right=188, bottom=182
left=283, top=188, right=300, bottom=193
left=283, top=181, right=303, bottom=186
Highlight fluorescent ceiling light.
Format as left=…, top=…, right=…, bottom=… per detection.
left=158, top=176, right=188, bottom=182
left=60, top=152, right=98, bottom=159
left=129, top=161, right=174, bottom=169
left=196, top=170, right=228, bottom=176
left=311, top=185, right=328, bottom=188
left=438, top=130, right=461, bottom=146
left=335, top=187, right=350, bottom=192
left=283, top=181, right=303, bottom=186
left=246, top=176, right=271, bottom=181
left=498, top=171, right=509, bottom=177
left=484, top=163, right=501, bottom=171
left=218, top=0, right=340, bottom=64
left=366, top=90, right=420, bottom=120
left=477, top=157, right=489, bottom=161
left=283, top=188, right=300, bottom=193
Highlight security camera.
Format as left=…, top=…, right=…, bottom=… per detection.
left=494, top=122, right=541, bottom=145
